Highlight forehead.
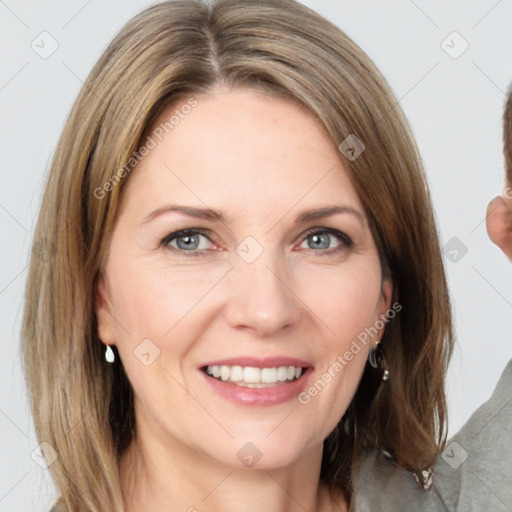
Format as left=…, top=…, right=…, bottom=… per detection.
left=119, top=88, right=364, bottom=219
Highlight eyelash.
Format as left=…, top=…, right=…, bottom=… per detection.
left=160, top=227, right=353, bottom=257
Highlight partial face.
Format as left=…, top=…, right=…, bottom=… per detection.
left=96, top=88, right=392, bottom=469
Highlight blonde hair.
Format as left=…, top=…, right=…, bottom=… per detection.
left=21, top=0, right=453, bottom=509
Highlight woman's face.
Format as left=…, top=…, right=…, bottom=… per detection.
left=96, top=87, right=392, bottom=470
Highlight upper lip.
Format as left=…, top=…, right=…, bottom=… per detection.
left=199, top=356, right=313, bottom=370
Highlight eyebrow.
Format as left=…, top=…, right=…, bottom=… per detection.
left=140, top=204, right=365, bottom=226
left=294, top=205, right=364, bottom=225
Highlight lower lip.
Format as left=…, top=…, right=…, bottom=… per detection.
left=200, top=368, right=313, bottom=407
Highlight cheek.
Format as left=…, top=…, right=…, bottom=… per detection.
left=298, top=262, right=384, bottom=342
left=108, top=258, right=229, bottom=344
left=294, top=263, right=382, bottom=413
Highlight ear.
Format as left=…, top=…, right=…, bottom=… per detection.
left=376, top=277, right=393, bottom=340
left=95, top=273, right=116, bottom=346
left=486, top=196, right=512, bottom=260
left=381, top=278, right=393, bottom=311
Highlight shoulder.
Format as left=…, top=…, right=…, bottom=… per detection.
left=454, top=358, right=512, bottom=440
left=351, top=449, right=446, bottom=511
left=434, top=358, right=512, bottom=510
left=351, top=359, right=512, bottom=511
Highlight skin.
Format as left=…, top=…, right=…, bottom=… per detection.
left=487, top=194, right=512, bottom=259
left=96, top=87, right=392, bottom=512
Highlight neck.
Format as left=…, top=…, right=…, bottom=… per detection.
left=119, top=409, right=347, bottom=512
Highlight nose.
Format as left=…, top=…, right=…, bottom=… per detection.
left=224, top=250, right=302, bottom=338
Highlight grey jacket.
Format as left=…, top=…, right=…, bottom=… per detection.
left=352, top=359, right=512, bottom=511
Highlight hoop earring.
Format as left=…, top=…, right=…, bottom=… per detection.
left=105, top=345, right=115, bottom=363
left=368, top=341, right=389, bottom=381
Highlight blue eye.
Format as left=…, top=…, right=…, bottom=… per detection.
left=299, top=227, right=353, bottom=255
left=161, top=228, right=214, bottom=255
left=160, top=227, right=352, bottom=257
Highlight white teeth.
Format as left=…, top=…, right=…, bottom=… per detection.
left=220, top=365, right=230, bottom=381
left=205, top=364, right=304, bottom=385
left=230, top=365, right=243, bottom=382
left=277, top=366, right=288, bottom=381
left=234, top=382, right=280, bottom=388
left=261, top=367, right=277, bottom=383
left=243, top=367, right=261, bottom=383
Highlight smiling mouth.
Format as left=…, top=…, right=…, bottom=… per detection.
left=201, top=364, right=306, bottom=388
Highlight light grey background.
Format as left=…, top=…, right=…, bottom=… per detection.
left=1, top=1, right=512, bottom=510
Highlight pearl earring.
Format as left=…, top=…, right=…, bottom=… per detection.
left=105, top=345, right=115, bottom=363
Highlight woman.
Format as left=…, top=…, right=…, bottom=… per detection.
left=20, top=0, right=511, bottom=510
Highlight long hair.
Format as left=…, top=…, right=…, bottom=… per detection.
left=21, top=1, right=453, bottom=509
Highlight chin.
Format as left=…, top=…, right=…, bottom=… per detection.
left=201, top=433, right=317, bottom=472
